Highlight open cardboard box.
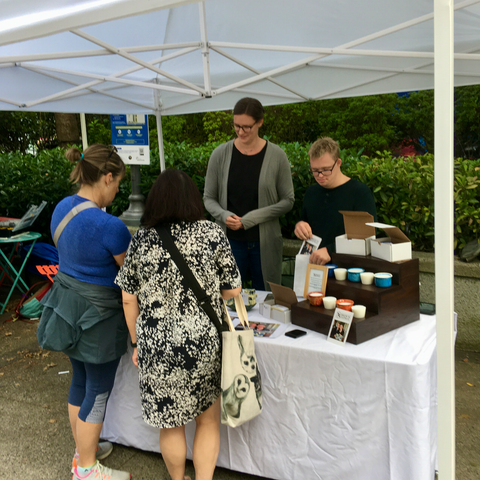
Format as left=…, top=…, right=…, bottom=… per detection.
left=335, top=211, right=375, bottom=256
left=259, top=282, right=298, bottom=324
left=367, top=222, right=412, bottom=262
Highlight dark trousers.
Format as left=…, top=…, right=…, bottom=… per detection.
left=228, top=239, right=265, bottom=291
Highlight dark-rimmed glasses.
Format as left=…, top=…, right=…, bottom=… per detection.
left=108, top=145, right=118, bottom=158
left=309, top=159, right=338, bottom=177
left=233, top=121, right=257, bottom=133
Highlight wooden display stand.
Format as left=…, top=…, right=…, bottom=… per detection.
left=291, top=253, right=420, bottom=344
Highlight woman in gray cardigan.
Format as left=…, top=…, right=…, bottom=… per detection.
left=204, top=97, right=294, bottom=290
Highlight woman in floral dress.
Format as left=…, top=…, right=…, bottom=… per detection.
left=116, top=169, right=241, bottom=480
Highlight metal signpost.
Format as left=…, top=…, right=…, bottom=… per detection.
left=111, top=114, right=150, bottom=226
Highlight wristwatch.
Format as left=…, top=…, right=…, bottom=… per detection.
left=131, top=341, right=137, bottom=348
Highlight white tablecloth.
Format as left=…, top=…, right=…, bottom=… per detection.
left=102, top=292, right=437, bottom=480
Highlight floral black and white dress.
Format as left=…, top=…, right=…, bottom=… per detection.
left=115, top=220, right=241, bottom=428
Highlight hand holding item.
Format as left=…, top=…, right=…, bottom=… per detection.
left=226, top=215, right=244, bottom=230
left=309, top=247, right=331, bottom=266
left=294, top=221, right=312, bottom=241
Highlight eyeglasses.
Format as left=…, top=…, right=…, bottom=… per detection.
left=108, top=145, right=118, bottom=159
left=309, top=159, right=338, bottom=177
left=233, top=121, right=257, bottom=133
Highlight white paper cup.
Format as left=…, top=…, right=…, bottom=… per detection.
left=334, top=268, right=347, bottom=281
left=360, top=272, right=375, bottom=285
left=352, top=305, right=366, bottom=319
left=323, top=296, right=337, bottom=309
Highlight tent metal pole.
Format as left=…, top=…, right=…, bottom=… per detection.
left=80, top=113, right=88, bottom=150
left=199, top=2, right=212, bottom=97
left=211, top=46, right=309, bottom=100
left=434, top=0, right=455, bottom=479
left=154, top=86, right=166, bottom=172
left=20, top=64, right=201, bottom=95
left=156, top=111, right=165, bottom=172
left=71, top=29, right=206, bottom=95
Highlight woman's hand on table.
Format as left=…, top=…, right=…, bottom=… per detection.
left=226, top=215, right=244, bottom=230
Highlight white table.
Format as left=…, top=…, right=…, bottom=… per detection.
left=102, top=292, right=437, bottom=480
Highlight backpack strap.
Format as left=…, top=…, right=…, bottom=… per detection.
left=53, top=201, right=99, bottom=247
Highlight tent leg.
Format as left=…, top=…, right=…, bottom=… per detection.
left=434, top=1, right=455, bottom=479
left=80, top=113, right=88, bottom=150
left=156, top=111, right=165, bottom=172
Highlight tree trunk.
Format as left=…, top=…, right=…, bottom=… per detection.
left=54, top=113, right=80, bottom=147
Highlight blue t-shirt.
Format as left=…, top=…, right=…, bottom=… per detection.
left=51, top=195, right=131, bottom=288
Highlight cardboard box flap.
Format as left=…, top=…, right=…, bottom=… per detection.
left=366, top=222, right=410, bottom=244
left=268, top=282, right=298, bottom=308
left=339, top=211, right=375, bottom=239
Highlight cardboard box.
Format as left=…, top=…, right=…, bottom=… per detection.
left=367, top=222, right=412, bottom=262
left=335, top=211, right=375, bottom=256
left=259, top=282, right=298, bottom=324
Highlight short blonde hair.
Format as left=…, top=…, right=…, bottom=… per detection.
left=308, top=137, right=339, bottom=161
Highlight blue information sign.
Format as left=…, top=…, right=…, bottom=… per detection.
left=110, top=114, right=150, bottom=165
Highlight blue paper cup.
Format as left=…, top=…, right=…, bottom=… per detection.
left=325, top=264, right=338, bottom=278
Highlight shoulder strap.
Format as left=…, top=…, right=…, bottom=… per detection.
left=154, top=225, right=225, bottom=338
left=53, top=200, right=99, bottom=247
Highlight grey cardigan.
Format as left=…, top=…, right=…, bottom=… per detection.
left=204, top=140, right=294, bottom=289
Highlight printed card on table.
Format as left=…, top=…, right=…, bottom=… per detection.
left=327, top=308, right=354, bottom=346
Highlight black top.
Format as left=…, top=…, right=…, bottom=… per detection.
left=227, top=142, right=267, bottom=242
left=300, top=179, right=377, bottom=255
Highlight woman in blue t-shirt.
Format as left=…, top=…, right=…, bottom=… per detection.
left=38, top=145, right=132, bottom=480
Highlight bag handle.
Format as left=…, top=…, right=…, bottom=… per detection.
left=223, top=300, right=235, bottom=332
left=234, top=295, right=250, bottom=328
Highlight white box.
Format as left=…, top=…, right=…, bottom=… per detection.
left=258, top=283, right=298, bottom=324
left=367, top=222, right=412, bottom=262
left=335, top=211, right=375, bottom=256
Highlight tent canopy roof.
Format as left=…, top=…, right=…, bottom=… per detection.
left=1, top=0, right=479, bottom=115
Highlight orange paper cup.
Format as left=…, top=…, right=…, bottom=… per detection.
left=336, top=298, right=354, bottom=311
left=308, top=291, right=324, bottom=306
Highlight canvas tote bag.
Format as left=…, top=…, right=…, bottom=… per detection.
left=221, top=295, right=263, bottom=427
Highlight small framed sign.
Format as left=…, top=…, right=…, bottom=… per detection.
left=303, top=264, right=328, bottom=298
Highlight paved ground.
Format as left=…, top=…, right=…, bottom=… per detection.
left=1, top=286, right=479, bottom=480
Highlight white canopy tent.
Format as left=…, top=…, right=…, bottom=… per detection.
left=0, top=0, right=469, bottom=478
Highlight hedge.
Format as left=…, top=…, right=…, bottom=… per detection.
left=1, top=144, right=479, bottom=253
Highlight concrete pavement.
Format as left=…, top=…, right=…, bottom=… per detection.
left=1, top=288, right=479, bottom=480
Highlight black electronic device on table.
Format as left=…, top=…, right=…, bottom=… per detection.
left=0, top=201, right=47, bottom=238
left=285, top=329, right=307, bottom=338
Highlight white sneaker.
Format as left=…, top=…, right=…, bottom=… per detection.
left=72, top=441, right=114, bottom=472
left=73, top=460, right=131, bottom=480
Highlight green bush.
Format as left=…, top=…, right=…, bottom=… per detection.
left=2, top=145, right=480, bottom=253
left=0, top=148, right=75, bottom=240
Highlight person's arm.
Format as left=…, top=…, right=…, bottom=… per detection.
left=121, top=290, right=140, bottom=368
left=294, top=220, right=312, bottom=240
left=309, top=247, right=331, bottom=265
left=203, top=145, right=236, bottom=224
left=240, top=151, right=294, bottom=229
left=221, top=286, right=242, bottom=299
left=113, top=251, right=126, bottom=266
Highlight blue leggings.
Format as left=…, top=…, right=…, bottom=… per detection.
left=69, top=357, right=120, bottom=423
